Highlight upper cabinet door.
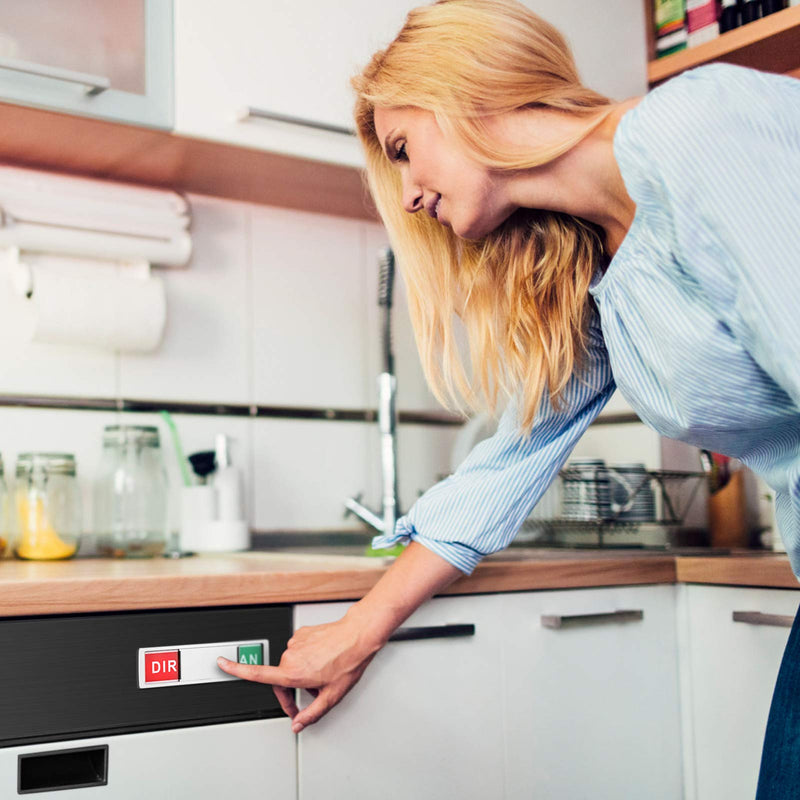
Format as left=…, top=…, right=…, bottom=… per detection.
left=0, top=0, right=173, bottom=129
left=174, top=0, right=418, bottom=167
left=175, top=0, right=647, bottom=168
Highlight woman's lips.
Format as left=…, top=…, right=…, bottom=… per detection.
left=426, top=194, right=442, bottom=219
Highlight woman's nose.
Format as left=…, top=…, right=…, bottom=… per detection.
left=402, top=179, right=423, bottom=214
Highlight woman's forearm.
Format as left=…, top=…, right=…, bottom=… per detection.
left=344, top=540, right=465, bottom=650
left=216, top=539, right=466, bottom=731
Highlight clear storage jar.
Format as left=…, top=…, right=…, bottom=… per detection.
left=13, top=453, right=81, bottom=560
left=95, top=425, right=168, bottom=558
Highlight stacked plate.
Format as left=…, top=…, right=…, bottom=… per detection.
left=561, top=458, right=611, bottom=521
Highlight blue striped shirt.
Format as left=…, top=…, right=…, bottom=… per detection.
left=372, top=64, right=800, bottom=576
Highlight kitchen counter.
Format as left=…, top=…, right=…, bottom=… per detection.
left=0, top=548, right=796, bottom=617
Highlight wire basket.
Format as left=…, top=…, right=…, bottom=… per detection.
left=521, top=466, right=707, bottom=548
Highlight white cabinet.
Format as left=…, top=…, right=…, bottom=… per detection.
left=296, top=585, right=682, bottom=799
left=677, top=584, right=799, bottom=800
left=502, top=584, right=683, bottom=799
left=174, top=0, right=418, bottom=167
left=0, top=719, right=296, bottom=799
left=0, top=0, right=172, bottom=128
left=174, top=1, right=647, bottom=168
left=294, top=594, right=507, bottom=800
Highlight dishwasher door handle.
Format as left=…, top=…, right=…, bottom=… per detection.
left=541, top=609, right=644, bottom=629
left=18, top=745, right=109, bottom=793
left=388, top=623, right=475, bottom=642
left=732, top=611, right=795, bottom=628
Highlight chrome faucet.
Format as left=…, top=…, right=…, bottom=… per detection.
left=345, top=247, right=400, bottom=535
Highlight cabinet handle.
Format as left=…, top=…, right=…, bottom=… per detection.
left=732, top=611, right=795, bottom=628
left=388, top=624, right=475, bottom=642
left=0, top=56, right=110, bottom=96
left=237, top=106, right=355, bottom=136
left=541, top=609, right=644, bottom=629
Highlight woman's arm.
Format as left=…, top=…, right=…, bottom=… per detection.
left=217, top=540, right=462, bottom=732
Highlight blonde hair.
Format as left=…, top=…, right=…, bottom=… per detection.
left=352, top=0, right=614, bottom=434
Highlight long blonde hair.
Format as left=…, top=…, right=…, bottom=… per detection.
left=352, top=0, right=614, bottom=434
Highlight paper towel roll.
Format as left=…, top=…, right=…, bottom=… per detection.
left=17, top=257, right=166, bottom=353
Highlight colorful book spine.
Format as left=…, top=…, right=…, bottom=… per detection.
left=654, top=0, right=688, bottom=57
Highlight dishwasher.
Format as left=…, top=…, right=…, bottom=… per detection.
left=0, top=605, right=296, bottom=798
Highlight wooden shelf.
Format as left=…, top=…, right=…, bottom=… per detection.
left=0, top=101, right=377, bottom=221
left=648, top=4, right=800, bottom=85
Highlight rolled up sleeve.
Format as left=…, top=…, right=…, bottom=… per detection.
left=371, top=315, right=616, bottom=574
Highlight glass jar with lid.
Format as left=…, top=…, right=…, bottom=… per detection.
left=95, top=425, right=169, bottom=558
left=13, top=453, right=81, bottom=560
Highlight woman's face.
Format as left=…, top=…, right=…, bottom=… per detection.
left=373, top=106, right=516, bottom=240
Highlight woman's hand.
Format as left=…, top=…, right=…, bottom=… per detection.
left=217, top=607, right=383, bottom=733
left=217, top=541, right=464, bottom=733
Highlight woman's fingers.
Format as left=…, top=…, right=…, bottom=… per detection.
left=292, top=688, right=336, bottom=733
left=216, top=657, right=311, bottom=688
left=272, top=685, right=300, bottom=719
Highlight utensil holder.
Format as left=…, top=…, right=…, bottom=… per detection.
left=708, top=469, right=748, bottom=548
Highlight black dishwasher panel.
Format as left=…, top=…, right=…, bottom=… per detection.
left=0, top=605, right=292, bottom=747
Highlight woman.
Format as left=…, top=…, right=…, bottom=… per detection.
left=219, top=0, right=800, bottom=792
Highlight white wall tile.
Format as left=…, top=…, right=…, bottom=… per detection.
left=251, top=206, right=367, bottom=408
left=571, top=422, right=662, bottom=469
left=598, top=390, right=638, bottom=419
left=127, top=411, right=254, bottom=538
left=118, top=194, right=251, bottom=404
left=252, top=417, right=370, bottom=531
left=365, top=423, right=461, bottom=516
left=363, top=223, right=444, bottom=412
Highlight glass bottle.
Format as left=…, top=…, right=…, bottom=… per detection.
left=13, top=453, right=81, bottom=560
left=95, top=425, right=168, bottom=558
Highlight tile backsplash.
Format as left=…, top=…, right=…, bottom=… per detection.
left=0, top=191, right=456, bottom=541
left=0, top=188, right=690, bottom=548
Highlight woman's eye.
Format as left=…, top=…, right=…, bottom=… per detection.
left=393, top=142, right=408, bottom=162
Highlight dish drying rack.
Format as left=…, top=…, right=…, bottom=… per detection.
left=522, top=467, right=708, bottom=548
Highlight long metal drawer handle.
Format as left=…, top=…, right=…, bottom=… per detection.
left=732, top=611, right=795, bottom=628
left=388, top=623, right=475, bottom=642
left=237, top=105, right=355, bottom=136
left=541, top=609, right=644, bottom=629
left=0, top=56, right=110, bottom=96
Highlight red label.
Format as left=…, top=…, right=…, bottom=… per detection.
left=144, top=650, right=180, bottom=683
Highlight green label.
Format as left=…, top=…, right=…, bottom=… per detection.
left=237, top=644, right=263, bottom=666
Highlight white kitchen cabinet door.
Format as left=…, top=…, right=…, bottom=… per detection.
left=0, top=0, right=172, bottom=128
left=0, top=719, right=295, bottom=799
left=678, top=584, right=798, bottom=800
left=175, top=1, right=646, bottom=169
left=295, top=595, right=507, bottom=800
left=502, top=584, right=683, bottom=799
left=174, top=0, right=418, bottom=167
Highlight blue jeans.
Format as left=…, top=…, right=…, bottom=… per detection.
left=756, top=603, right=800, bottom=798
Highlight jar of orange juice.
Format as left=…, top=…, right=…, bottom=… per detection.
left=13, top=453, right=81, bottom=560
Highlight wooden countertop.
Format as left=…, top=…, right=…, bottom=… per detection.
left=0, top=548, right=796, bottom=617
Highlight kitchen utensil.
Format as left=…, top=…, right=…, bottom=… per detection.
left=160, top=410, right=192, bottom=487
